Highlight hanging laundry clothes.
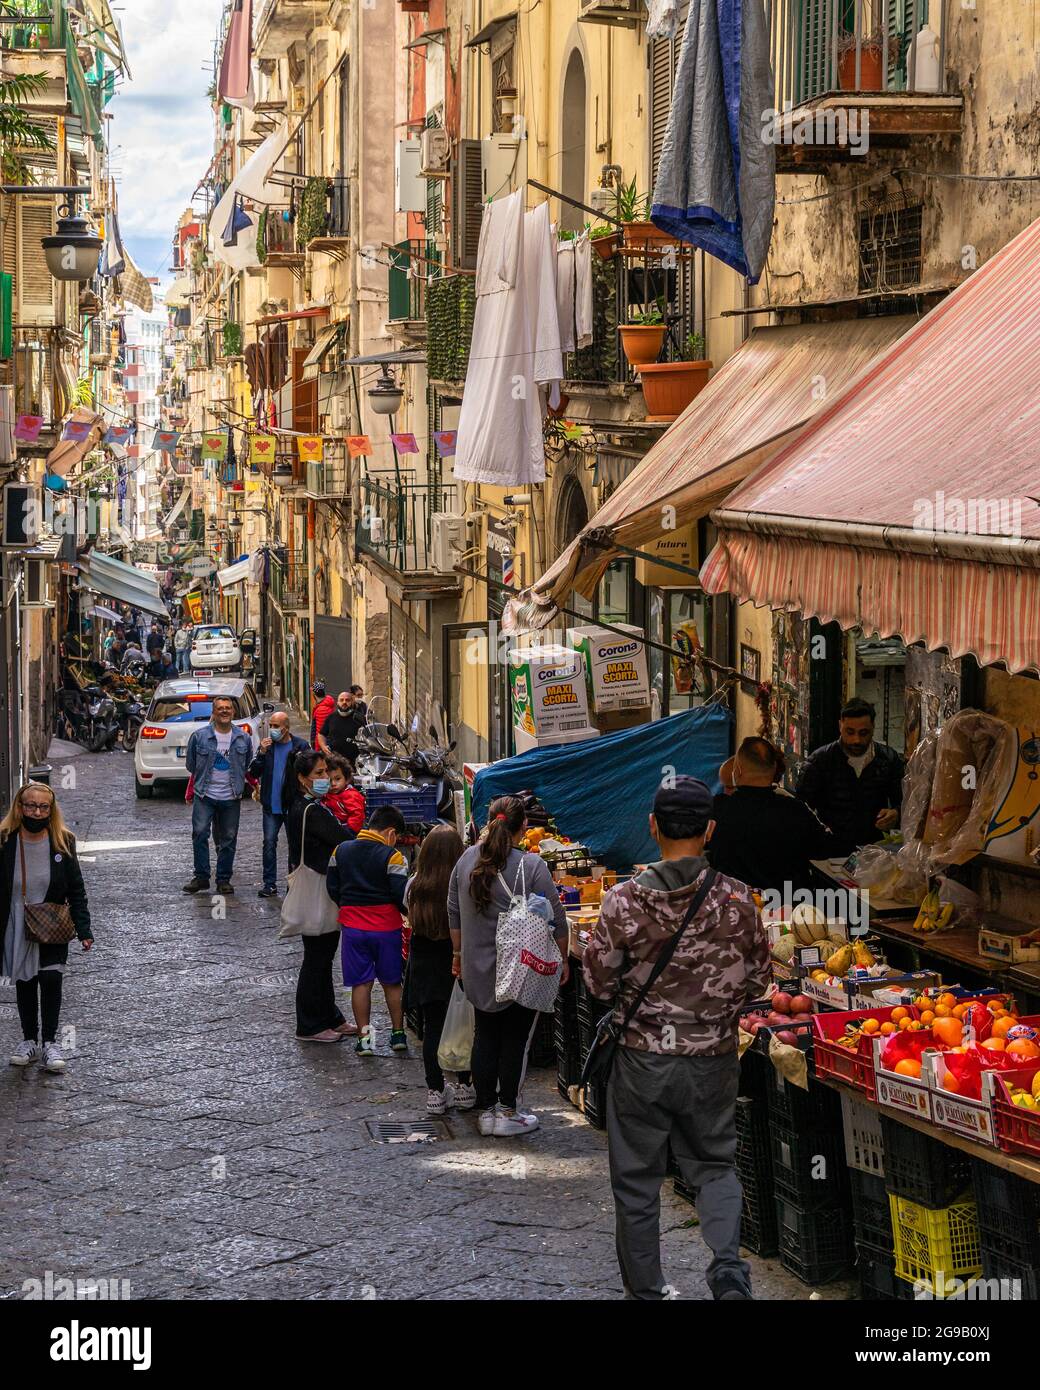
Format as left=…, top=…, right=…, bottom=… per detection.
left=454, top=193, right=564, bottom=487
left=644, top=0, right=680, bottom=40
left=650, top=0, right=775, bottom=283
left=574, top=230, right=593, bottom=350
left=556, top=239, right=576, bottom=354
left=218, top=0, right=254, bottom=110
left=0, top=387, right=15, bottom=467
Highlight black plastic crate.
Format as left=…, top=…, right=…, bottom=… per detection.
left=555, top=975, right=581, bottom=1099
left=739, top=1042, right=770, bottom=1100
left=850, top=1168, right=894, bottom=1256
left=856, top=1244, right=917, bottom=1301
left=977, top=1230, right=1040, bottom=1301
left=576, top=976, right=611, bottom=1035
left=971, top=1159, right=1040, bottom=1259
left=583, top=1072, right=606, bottom=1130
left=766, top=1061, right=841, bottom=1131
left=736, top=1097, right=779, bottom=1257
left=529, top=1010, right=556, bottom=1068
left=770, top=1115, right=849, bottom=1206
left=881, top=1114, right=973, bottom=1209
left=776, top=1192, right=854, bottom=1285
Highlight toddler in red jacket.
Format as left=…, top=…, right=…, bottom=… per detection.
left=323, top=755, right=366, bottom=834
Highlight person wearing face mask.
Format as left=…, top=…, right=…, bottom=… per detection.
left=286, top=750, right=359, bottom=1042
left=0, top=783, right=93, bottom=1073
left=317, top=690, right=366, bottom=769
left=249, top=710, right=309, bottom=899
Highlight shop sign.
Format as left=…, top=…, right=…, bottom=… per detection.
left=634, top=523, right=698, bottom=589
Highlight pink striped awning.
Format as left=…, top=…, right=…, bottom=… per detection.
left=703, top=212, right=1040, bottom=674
left=503, top=317, right=911, bottom=630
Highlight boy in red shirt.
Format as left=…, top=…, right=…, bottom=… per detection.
left=323, top=754, right=366, bottom=834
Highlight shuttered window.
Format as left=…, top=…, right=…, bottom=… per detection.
left=18, top=198, right=56, bottom=326
left=451, top=138, right=483, bottom=272
left=648, top=2, right=689, bottom=189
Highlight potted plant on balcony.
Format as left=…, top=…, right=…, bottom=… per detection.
left=837, top=23, right=901, bottom=93
left=619, top=303, right=666, bottom=367
left=636, top=331, right=712, bottom=422
left=612, top=176, right=677, bottom=251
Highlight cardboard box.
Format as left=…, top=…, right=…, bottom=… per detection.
left=929, top=1056, right=1000, bottom=1147
left=978, top=925, right=1040, bottom=964
left=462, top=762, right=490, bottom=823
left=872, top=1036, right=933, bottom=1120
left=567, top=624, right=650, bottom=716
left=508, top=645, right=599, bottom=753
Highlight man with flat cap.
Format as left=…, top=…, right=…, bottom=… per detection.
left=583, top=776, right=771, bottom=1303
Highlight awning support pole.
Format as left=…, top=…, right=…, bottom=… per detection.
left=527, top=178, right=623, bottom=229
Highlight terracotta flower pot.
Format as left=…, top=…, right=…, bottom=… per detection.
left=622, top=220, right=678, bottom=250
left=619, top=324, right=667, bottom=366
left=838, top=40, right=886, bottom=92
left=636, top=360, right=712, bottom=421
left=591, top=232, right=619, bottom=260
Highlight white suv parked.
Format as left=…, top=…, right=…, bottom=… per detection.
left=133, top=677, right=271, bottom=798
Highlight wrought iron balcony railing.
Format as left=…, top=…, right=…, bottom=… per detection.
left=388, top=240, right=439, bottom=323
left=356, top=477, right=457, bottom=574
left=268, top=552, right=308, bottom=610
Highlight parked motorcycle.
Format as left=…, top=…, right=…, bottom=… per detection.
left=56, top=685, right=120, bottom=752
left=355, top=717, right=462, bottom=821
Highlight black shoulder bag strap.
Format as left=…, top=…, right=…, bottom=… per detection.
left=581, top=867, right=718, bottom=1090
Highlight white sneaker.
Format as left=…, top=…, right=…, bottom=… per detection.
left=426, top=1088, right=449, bottom=1115
left=452, top=1082, right=477, bottom=1111
left=41, top=1042, right=66, bottom=1073
left=492, top=1105, right=539, bottom=1137
left=9, top=1039, right=38, bottom=1067
left=477, top=1108, right=497, bottom=1136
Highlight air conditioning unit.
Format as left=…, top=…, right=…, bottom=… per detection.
left=420, top=127, right=451, bottom=179
left=329, top=394, right=351, bottom=431
left=578, top=0, right=643, bottom=24
left=482, top=131, right=527, bottom=201
left=430, top=512, right=465, bottom=573
left=22, top=557, right=53, bottom=608
left=2, top=482, right=39, bottom=549
left=290, top=84, right=307, bottom=113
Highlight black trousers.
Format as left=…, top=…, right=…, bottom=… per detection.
left=420, top=997, right=472, bottom=1092
left=16, top=972, right=63, bottom=1043
left=295, top=932, right=345, bottom=1036
left=471, top=1003, right=537, bottom=1110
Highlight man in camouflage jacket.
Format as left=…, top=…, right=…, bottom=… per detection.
left=583, top=776, right=771, bottom=1301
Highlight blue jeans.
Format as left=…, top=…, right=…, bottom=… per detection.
left=191, top=795, right=241, bottom=883
left=262, top=809, right=289, bottom=890
left=176, top=649, right=191, bottom=672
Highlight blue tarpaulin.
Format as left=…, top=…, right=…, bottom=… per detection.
left=471, top=704, right=732, bottom=870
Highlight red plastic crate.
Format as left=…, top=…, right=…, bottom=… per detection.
left=812, top=1007, right=917, bottom=1101
left=992, top=1064, right=1040, bottom=1158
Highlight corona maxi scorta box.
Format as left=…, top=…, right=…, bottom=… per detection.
left=567, top=624, right=651, bottom=716
left=508, top=645, right=599, bottom=754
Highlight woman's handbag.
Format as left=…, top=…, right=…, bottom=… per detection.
left=580, top=868, right=717, bottom=1092
left=19, top=837, right=75, bottom=946
left=494, top=857, right=563, bottom=1014
left=278, top=804, right=340, bottom=939
left=437, top=980, right=476, bottom=1072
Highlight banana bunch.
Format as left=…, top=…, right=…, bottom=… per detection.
left=912, top=888, right=955, bottom=933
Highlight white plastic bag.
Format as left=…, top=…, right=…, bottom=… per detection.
left=494, top=859, right=563, bottom=1013
left=278, top=804, right=340, bottom=939
left=437, top=981, right=475, bottom=1072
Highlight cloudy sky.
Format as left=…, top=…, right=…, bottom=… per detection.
left=109, top=0, right=224, bottom=282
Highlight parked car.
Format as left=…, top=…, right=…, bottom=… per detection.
left=133, top=676, right=272, bottom=798
left=189, top=624, right=255, bottom=673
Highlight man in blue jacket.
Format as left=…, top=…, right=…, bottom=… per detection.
left=183, top=696, right=252, bottom=895
left=248, top=710, right=308, bottom=898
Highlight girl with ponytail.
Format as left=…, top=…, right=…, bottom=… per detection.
left=448, top=795, right=568, bottom=1139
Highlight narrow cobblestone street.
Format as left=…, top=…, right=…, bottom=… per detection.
left=0, top=742, right=821, bottom=1301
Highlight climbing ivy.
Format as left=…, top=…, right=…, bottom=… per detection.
left=222, top=322, right=242, bottom=358
left=256, top=208, right=268, bottom=265
left=296, top=176, right=329, bottom=250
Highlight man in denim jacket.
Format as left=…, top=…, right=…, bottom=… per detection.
left=183, top=696, right=252, bottom=895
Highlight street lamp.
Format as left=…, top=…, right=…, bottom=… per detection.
left=368, top=365, right=403, bottom=416
left=2, top=184, right=102, bottom=283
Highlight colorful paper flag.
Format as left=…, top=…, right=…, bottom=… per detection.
left=201, top=430, right=228, bottom=461
left=296, top=436, right=323, bottom=463
left=433, top=430, right=457, bottom=457
left=15, top=415, right=43, bottom=442
left=103, top=425, right=131, bottom=446
left=390, top=432, right=419, bottom=455
left=346, top=435, right=372, bottom=459
left=152, top=430, right=180, bottom=452
left=250, top=433, right=277, bottom=464
left=62, top=419, right=93, bottom=442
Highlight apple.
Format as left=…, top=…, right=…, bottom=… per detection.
left=789, top=994, right=813, bottom=1015
left=771, top=993, right=793, bottom=1015
left=776, top=1030, right=799, bottom=1047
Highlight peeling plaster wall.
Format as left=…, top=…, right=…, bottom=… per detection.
left=756, top=1, right=1040, bottom=310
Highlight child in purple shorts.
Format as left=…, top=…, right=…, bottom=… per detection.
left=326, top=805, right=409, bottom=1055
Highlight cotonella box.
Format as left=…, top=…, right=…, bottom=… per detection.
left=508, top=645, right=599, bottom=754
left=567, top=625, right=650, bottom=715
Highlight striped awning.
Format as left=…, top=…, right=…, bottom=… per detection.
left=503, top=317, right=913, bottom=630
left=702, top=213, right=1040, bottom=675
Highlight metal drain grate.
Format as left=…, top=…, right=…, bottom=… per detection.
left=365, top=1119, right=451, bottom=1144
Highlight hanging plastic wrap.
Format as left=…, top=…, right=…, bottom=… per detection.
left=924, top=709, right=1017, bottom=867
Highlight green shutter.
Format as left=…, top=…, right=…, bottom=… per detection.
left=0, top=273, right=12, bottom=360
left=388, top=240, right=411, bottom=321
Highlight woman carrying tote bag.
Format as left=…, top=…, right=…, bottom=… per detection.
left=448, top=795, right=568, bottom=1138
left=284, top=750, right=357, bottom=1043
left=0, top=782, right=93, bottom=1074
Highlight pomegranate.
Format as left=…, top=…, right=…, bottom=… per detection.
left=771, top=992, right=793, bottom=1015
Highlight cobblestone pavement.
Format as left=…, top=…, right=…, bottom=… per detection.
left=0, top=740, right=839, bottom=1301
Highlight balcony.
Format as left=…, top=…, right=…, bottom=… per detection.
left=269, top=552, right=308, bottom=611
left=388, top=240, right=438, bottom=338
left=426, top=275, right=475, bottom=386
left=254, top=0, right=315, bottom=60
left=258, top=208, right=304, bottom=272
left=767, top=0, right=962, bottom=172
left=356, top=477, right=459, bottom=591
left=302, top=176, right=350, bottom=256
left=11, top=326, right=57, bottom=445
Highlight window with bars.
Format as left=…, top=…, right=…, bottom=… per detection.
left=858, top=199, right=923, bottom=295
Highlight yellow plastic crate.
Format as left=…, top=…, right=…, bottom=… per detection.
left=889, top=1191, right=981, bottom=1298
